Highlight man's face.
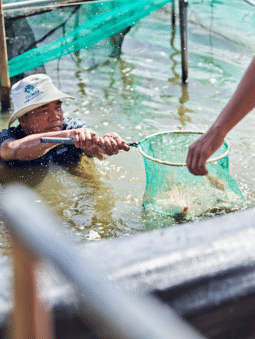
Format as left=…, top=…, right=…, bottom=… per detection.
left=19, top=100, right=64, bottom=134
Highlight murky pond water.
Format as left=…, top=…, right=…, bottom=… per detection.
left=1, top=2, right=255, bottom=253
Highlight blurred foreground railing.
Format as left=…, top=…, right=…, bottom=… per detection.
left=1, top=184, right=207, bottom=339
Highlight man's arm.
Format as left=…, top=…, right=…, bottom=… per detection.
left=186, top=57, right=255, bottom=175
left=0, top=128, right=100, bottom=161
left=0, top=128, right=129, bottom=162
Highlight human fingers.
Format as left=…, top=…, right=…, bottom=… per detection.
left=186, top=141, right=208, bottom=176
left=101, top=135, right=119, bottom=155
left=186, top=146, right=194, bottom=174
left=187, top=127, right=227, bottom=175
left=193, top=151, right=208, bottom=176
left=103, top=132, right=129, bottom=152
left=72, top=128, right=100, bottom=151
left=72, top=129, right=82, bottom=149
left=71, top=128, right=88, bottom=149
left=111, top=132, right=130, bottom=151
left=81, top=129, right=100, bottom=150
left=89, top=129, right=100, bottom=145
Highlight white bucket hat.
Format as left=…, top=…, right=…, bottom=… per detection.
left=9, top=74, right=75, bottom=127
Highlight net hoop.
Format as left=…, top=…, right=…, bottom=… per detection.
left=137, top=130, right=231, bottom=167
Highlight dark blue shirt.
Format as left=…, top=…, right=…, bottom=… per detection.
left=0, top=117, right=90, bottom=167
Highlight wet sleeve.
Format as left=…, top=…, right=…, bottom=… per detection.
left=0, top=129, right=15, bottom=148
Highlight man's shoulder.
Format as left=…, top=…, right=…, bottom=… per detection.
left=62, top=117, right=90, bottom=130
left=0, top=126, right=23, bottom=145
left=0, top=129, right=10, bottom=138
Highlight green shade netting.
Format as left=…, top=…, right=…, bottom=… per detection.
left=140, top=131, right=245, bottom=218
left=6, top=0, right=171, bottom=78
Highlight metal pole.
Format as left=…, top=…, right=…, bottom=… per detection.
left=172, top=0, right=176, bottom=27
left=0, top=0, right=11, bottom=111
left=3, top=0, right=112, bottom=11
left=179, top=0, right=188, bottom=83
left=2, top=184, right=207, bottom=339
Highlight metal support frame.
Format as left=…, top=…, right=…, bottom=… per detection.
left=2, top=0, right=109, bottom=11
left=179, top=0, right=188, bottom=83
left=0, top=0, right=11, bottom=111
left=1, top=184, right=207, bottom=339
left=171, top=0, right=176, bottom=26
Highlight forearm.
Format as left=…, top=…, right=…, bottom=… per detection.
left=0, top=130, right=75, bottom=161
left=212, top=57, right=255, bottom=136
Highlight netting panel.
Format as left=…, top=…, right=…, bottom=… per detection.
left=6, top=0, right=171, bottom=78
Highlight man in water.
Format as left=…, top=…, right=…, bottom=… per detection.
left=0, top=74, right=129, bottom=166
left=186, top=57, right=255, bottom=176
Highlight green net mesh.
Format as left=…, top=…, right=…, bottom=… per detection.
left=4, top=0, right=171, bottom=79
left=140, top=131, right=245, bottom=219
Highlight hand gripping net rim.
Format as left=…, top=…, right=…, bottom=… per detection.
left=137, top=130, right=231, bottom=167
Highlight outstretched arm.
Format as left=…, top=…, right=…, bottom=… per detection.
left=0, top=128, right=129, bottom=162
left=0, top=129, right=78, bottom=162
left=187, top=57, right=255, bottom=175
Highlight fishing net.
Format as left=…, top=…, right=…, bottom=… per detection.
left=3, top=0, right=171, bottom=80
left=140, top=131, right=245, bottom=219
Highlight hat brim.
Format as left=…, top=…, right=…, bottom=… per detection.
left=9, top=90, right=75, bottom=127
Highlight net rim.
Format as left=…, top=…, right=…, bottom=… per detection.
left=137, top=130, right=231, bottom=167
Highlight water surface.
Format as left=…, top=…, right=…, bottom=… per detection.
left=1, top=2, right=255, bottom=252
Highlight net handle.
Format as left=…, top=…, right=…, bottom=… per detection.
left=137, top=130, right=231, bottom=167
